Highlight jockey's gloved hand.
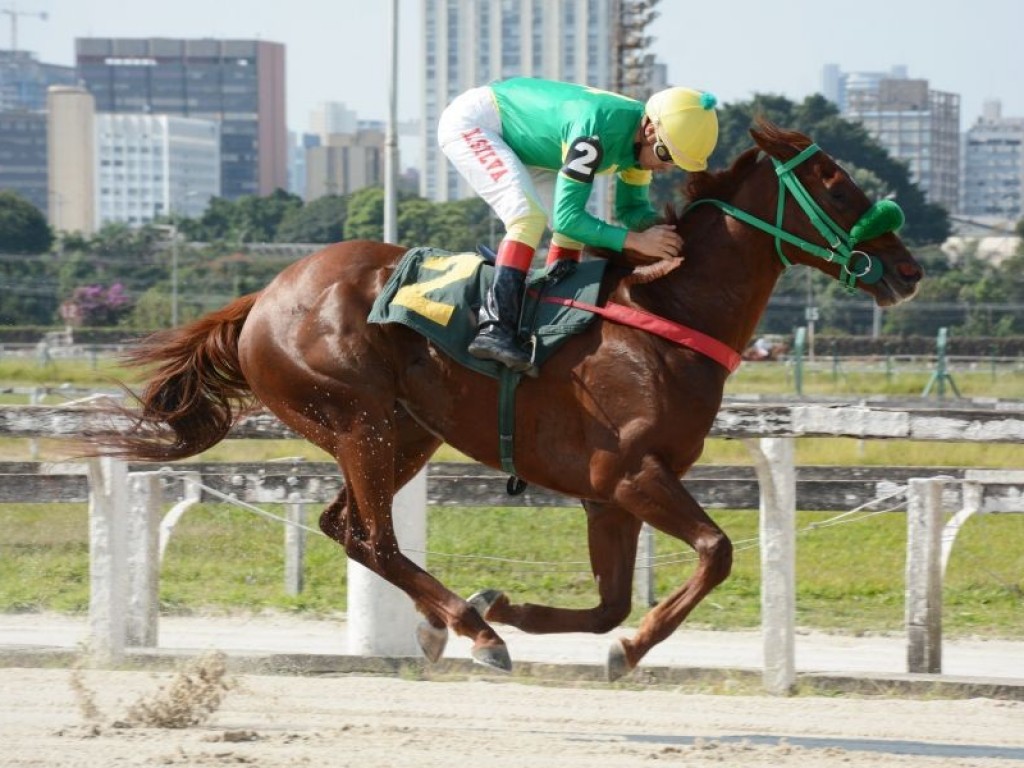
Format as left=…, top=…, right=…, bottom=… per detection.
left=546, top=259, right=577, bottom=283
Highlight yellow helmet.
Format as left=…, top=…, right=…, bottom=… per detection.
left=644, top=88, right=719, bottom=172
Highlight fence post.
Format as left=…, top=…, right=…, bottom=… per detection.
left=87, top=457, right=129, bottom=663
left=158, top=472, right=201, bottom=561
left=124, top=472, right=162, bottom=647
left=792, top=327, right=806, bottom=395
left=284, top=497, right=306, bottom=595
left=905, top=477, right=944, bottom=673
left=347, top=468, right=426, bottom=656
left=633, top=523, right=655, bottom=607
left=745, top=437, right=796, bottom=695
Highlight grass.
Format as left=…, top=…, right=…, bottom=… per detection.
left=3, top=356, right=1024, bottom=400
left=1, top=502, right=1021, bottom=638
left=1, top=355, right=1022, bottom=638
left=728, top=359, right=1024, bottom=400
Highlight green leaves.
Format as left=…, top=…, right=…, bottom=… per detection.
left=0, top=191, right=52, bottom=254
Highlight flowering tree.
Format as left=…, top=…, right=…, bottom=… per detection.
left=59, top=283, right=133, bottom=327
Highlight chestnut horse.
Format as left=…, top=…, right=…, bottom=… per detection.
left=92, top=123, right=922, bottom=680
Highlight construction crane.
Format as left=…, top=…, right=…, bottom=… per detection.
left=1, top=5, right=48, bottom=51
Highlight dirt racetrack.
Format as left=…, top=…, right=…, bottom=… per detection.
left=2, top=665, right=1022, bottom=768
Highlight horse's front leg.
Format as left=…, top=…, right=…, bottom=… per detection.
left=606, top=457, right=733, bottom=680
left=473, top=500, right=642, bottom=634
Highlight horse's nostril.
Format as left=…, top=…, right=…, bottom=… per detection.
left=897, top=261, right=922, bottom=282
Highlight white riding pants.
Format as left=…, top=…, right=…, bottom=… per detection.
left=437, top=86, right=556, bottom=248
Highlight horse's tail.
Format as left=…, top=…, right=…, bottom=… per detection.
left=87, top=292, right=261, bottom=462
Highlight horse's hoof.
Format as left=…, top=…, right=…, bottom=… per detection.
left=467, top=589, right=503, bottom=620
left=472, top=642, right=512, bottom=673
left=606, top=638, right=634, bottom=682
left=415, top=622, right=448, bottom=664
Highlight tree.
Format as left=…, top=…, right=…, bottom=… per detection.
left=0, top=252, right=60, bottom=325
left=58, top=283, right=133, bottom=327
left=186, top=189, right=303, bottom=243
left=344, top=187, right=385, bottom=241
left=0, top=191, right=52, bottom=254
left=396, top=197, right=436, bottom=246
left=275, top=195, right=347, bottom=243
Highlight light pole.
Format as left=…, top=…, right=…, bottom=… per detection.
left=168, top=189, right=200, bottom=327
left=170, top=222, right=180, bottom=326
left=383, top=0, right=399, bottom=243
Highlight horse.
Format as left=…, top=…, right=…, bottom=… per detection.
left=89, top=122, right=923, bottom=681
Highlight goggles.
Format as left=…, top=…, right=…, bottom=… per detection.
left=653, top=140, right=673, bottom=164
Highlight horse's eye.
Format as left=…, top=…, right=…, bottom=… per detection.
left=828, top=185, right=849, bottom=204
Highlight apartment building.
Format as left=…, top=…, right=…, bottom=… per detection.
left=823, top=65, right=960, bottom=212
left=75, top=37, right=287, bottom=200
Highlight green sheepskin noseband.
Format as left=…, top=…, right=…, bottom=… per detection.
left=849, top=199, right=905, bottom=246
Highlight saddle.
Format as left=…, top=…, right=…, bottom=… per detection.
left=368, top=246, right=608, bottom=378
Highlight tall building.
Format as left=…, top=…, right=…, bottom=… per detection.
left=309, top=102, right=358, bottom=139
left=306, top=124, right=386, bottom=199
left=961, top=100, right=1023, bottom=225
left=421, top=0, right=619, bottom=203
left=822, top=65, right=960, bottom=212
left=0, top=50, right=75, bottom=111
left=47, top=86, right=96, bottom=235
left=75, top=38, right=287, bottom=200
left=0, top=51, right=74, bottom=215
left=287, top=131, right=320, bottom=200
left=821, top=63, right=907, bottom=114
left=0, top=108, right=47, bottom=213
left=95, top=113, right=220, bottom=228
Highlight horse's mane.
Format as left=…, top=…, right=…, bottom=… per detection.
left=594, top=120, right=814, bottom=279
left=683, top=120, right=813, bottom=204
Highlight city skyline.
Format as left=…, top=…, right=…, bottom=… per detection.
left=13, top=0, right=1024, bottom=136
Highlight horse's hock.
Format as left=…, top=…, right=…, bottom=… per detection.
left=6, top=399, right=1024, bottom=694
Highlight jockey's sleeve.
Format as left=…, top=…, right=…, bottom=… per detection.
left=614, top=168, right=659, bottom=231
left=552, top=172, right=629, bottom=250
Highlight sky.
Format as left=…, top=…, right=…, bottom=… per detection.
left=16, top=0, right=1024, bottom=147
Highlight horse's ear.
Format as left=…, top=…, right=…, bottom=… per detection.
left=749, top=119, right=812, bottom=163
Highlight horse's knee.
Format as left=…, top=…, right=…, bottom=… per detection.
left=318, top=506, right=344, bottom=541
left=698, top=532, right=733, bottom=584
left=318, top=487, right=349, bottom=541
left=592, top=597, right=632, bottom=634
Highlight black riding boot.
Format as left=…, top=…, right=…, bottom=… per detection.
left=468, top=266, right=532, bottom=372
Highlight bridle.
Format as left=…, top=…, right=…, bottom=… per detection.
left=684, top=143, right=905, bottom=293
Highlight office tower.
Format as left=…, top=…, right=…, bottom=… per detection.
left=421, top=0, right=618, bottom=203
left=0, top=50, right=75, bottom=111
left=0, top=51, right=74, bottom=215
left=95, top=113, right=220, bottom=228
left=47, top=86, right=95, bottom=235
left=305, top=124, right=386, bottom=199
left=821, top=63, right=908, bottom=114
left=821, top=65, right=959, bottom=212
left=75, top=38, right=287, bottom=200
left=0, top=108, right=47, bottom=213
left=961, top=100, right=1023, bottom=225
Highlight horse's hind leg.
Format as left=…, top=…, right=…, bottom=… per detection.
left=317, top=407, right=449, bottom=660
left=472, top=500, right=642, bottom=633
left=329, top=402, right=511, bottom=671
left=318, top=406, right=439, bottom=542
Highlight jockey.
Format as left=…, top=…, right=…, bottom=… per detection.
left=437, top=77, right=719, bottom=373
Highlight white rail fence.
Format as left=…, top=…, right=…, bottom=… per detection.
left=3, top=401, right=1024, bottom=693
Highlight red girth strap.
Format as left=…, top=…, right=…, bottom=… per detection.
left=540, top=295, right=742, bottom=373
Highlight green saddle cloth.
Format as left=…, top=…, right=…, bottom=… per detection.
left=368, top=246, right=607, bottom=378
